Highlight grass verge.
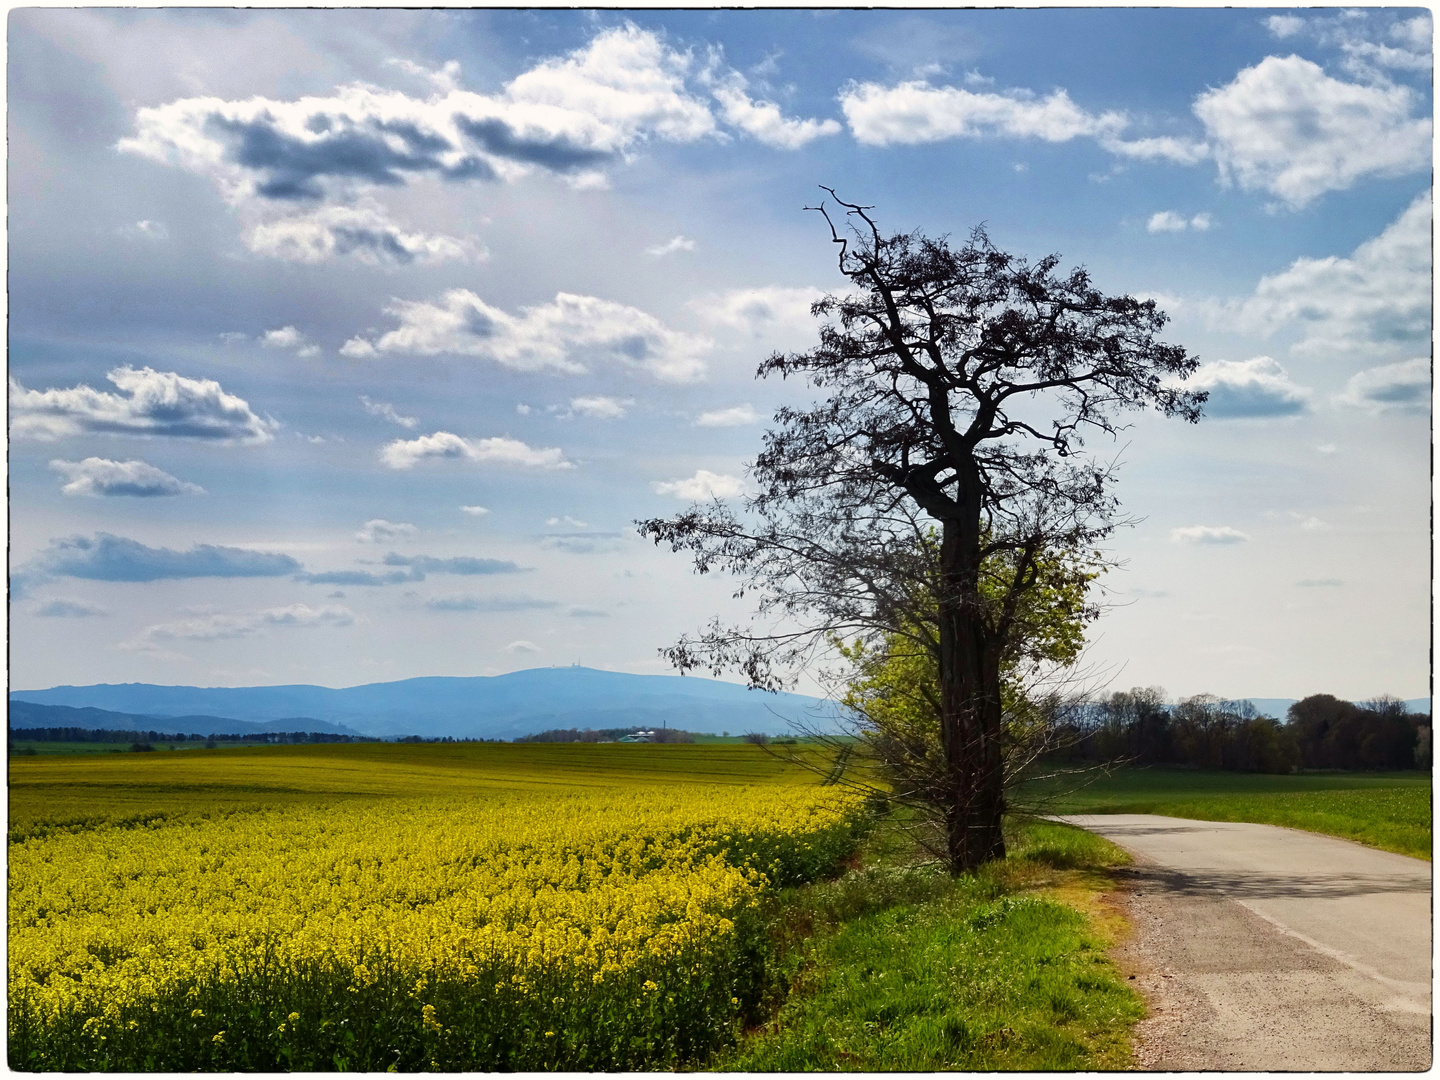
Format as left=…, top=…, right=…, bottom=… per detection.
left=1025, top=767, right=1432, bottom=860
left=720, top=817, right=1143, bottom=1071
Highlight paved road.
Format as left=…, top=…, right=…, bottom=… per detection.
left=1057, top=814, right=1432, bottom=1071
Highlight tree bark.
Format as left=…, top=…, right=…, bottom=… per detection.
left=938, top=519, right=1007, bottom=873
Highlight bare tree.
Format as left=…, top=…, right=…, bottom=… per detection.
left=640, top=192, right=1204, bottom=872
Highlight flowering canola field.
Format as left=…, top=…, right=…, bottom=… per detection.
left=9, top=743, right=867, bottom=1071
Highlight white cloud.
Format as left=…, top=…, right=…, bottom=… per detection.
left=1333, top=358, right=1430, bottom=414
left=10, top=366, right=275, bottom=443
left=690, top=285, right=823, bottom=341
left=1265, top=15, right=1306, bottom=39
left=246, top=201, right=479, bottom=266
left=359, top=395, right=418, bottom=428
left=646, top=235, right=696, bottom=257
left=351, top=289, right=711, bottom=382
left=1237, top=191, right=1430, bottom=357
left=566, top=395, right=633, bottom=420
left=1100, top=135, right=1210, bottom=165
left=652, top=469, right=746, bottom=500
left=379, top=431, right=573, bottom=470
left=118, top=219, right=169, bottom=241
left=1193, top=55, right=1431, bottom=208
left=261, top=325, right=305, bottom=349
left=1190, top=357, right=1311, bottom=419
left=694, top=404, right=760, bottom=427
left=841, top=80, right=1127, bottom=146
left=116, top=26, right=716, bottom=263
left=459, top=505, right=491, bottom=517
left=132, top=603, right=354, bottom=644
left=356, top=518, right=419, bottom=543
left=1147, top=210, right=1212, bottom=233
left=711, top=73, right=841, bottom=149
left=505, top=639, right=541, bottom=654
left=1170, top=525, right=1250, bottom=545
left=546, top=515, right=589, bottom=528
left=340, top=337, right=378, bottom=359
left=49, top=457, right=204, bottom=497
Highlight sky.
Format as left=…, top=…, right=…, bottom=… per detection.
left=8, top=7, right=1432, bottom=702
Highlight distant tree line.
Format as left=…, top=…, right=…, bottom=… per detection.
left=516, top=728, right=696, bottom=744
left=9, top=727, right=380, bottom=749
left=1057, top=690, right=1431, bottom=773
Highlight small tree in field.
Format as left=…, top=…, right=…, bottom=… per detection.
left=640, top=192, right=1204, bottom=873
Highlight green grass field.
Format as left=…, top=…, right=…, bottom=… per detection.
left=1021, top=766, right=1433, bottom=860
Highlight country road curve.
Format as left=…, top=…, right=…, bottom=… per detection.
left=1056, top=814, right=1432, bottom=1071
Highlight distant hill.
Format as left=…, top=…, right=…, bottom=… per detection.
left=7, top=700, right=362, bottom=738
left=9, top=667, right=849, bottom=740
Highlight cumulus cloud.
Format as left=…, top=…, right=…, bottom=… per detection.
left=349, top=289, right=711, bottom=382
left=506, top=639, right=541, bottom=654
left=646, top=235, right=696, bottom=257
left=1170, top=525, right=1250, bottom=545
left=356, top=518, right=419, bottom=543
left=566, top=396, right=632, bottom=420
left=840, top=80, right=1127, bottom=146
left=1147, top=211, right=1212, bottom=233
left=261, top=326, right=305, bottom=349
left=1262, top=11, right=1433, bottom=80
left=1193, top=55, right=1431, bottom=208
left=694, top=404, right=760, bottom=427
left=1235, top=192, right=1430, bottom=357
left=49, top=457, right=204, bottom=498
left=117, top=26, right=715, bottom=262
left=28, top=533, right=302, bottom=582
left=1333, top=358, right=1430, bottom=414
left=1189, top=357, right=1311, bottom=419
left=546, top=515, right=589, bottom=528
left=132, top=603, right=354, bottom=644
left=459, top=505, right=491, bottom=517
left=10, top=367, right=275, bottom=443
left=710, top=72, right=841, bottom=149
left=33, top=599, right=109, bottom=618
left=246, top=201, right=478, bottom=266
left=652, top=469, right=746, bottom=500
left=359, top=396, right=417, bottom=428
left=423, top=594, right=557, bottom=613
left=378, top=431, right=572, bottom=470
left=690, top=285, right=824, bottom=342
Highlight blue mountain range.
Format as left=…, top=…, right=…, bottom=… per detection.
left=8, top=667, right=849, bottom=740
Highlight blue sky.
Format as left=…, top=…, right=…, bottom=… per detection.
left=9, top=7, right=1432, bottom=701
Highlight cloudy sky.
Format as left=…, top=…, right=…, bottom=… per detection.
left=9, top=8, right=1431, bottom=701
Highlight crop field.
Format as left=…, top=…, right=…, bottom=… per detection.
left=1024, top=767, right=1432, bottom=860
left=8, top=743, right=867, bottom=1071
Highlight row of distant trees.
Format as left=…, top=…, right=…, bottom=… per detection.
left=1058, top=691, right=1431, bottom=773
left=8, top=727, right=379, bottom=748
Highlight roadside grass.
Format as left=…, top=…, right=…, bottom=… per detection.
left=1023, top=767, right=1432, bottom=860
left=720, top=818, right=1143, bottom=1071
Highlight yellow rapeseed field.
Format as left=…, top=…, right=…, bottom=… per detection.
left=8, top=743, right=867, bottom=1070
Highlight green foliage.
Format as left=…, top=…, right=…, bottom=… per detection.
left=722, top=821, right=1141, bottom=1071
left=835, top=537, right=1101, bottom=806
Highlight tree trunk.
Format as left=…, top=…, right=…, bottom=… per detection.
left=937, top=520, right=1007, bottom=874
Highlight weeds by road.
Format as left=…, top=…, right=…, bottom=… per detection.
left=721, top=818, right=1143, bottom=1070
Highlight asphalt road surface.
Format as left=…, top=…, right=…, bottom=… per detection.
left=1057, top=814, right=1432, bottom=1071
